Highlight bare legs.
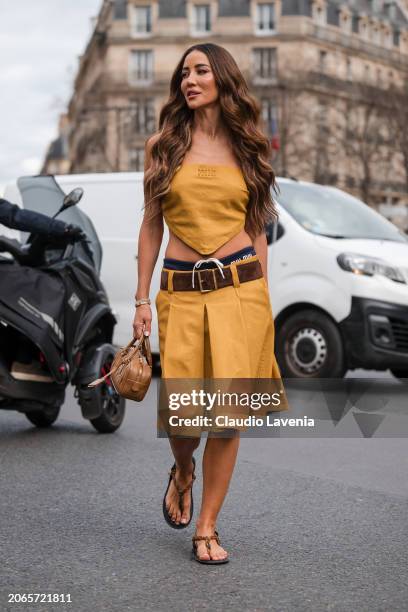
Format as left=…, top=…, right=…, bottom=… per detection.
left=165, top=438, right=200, bottom=525
left=165, top=433, right=240, bottom=560
left=194, top=434, right=239, bottom=560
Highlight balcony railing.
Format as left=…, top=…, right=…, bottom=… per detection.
left=306, top=22, right=406, bottom=66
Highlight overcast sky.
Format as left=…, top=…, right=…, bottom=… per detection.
left=0, top=0, right=102, bottom=193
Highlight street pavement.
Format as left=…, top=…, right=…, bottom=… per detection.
left=1, top=370, right=407, bottom=612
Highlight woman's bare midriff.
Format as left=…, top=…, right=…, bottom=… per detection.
left=164, top=228, right=253, bottom=261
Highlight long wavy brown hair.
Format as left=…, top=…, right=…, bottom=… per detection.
left=143, top=42, right=279, bottom=237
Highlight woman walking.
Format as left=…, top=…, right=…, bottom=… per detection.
left=133, top=43, right=287, bottom=564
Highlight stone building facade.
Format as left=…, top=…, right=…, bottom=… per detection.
left=41, top=113, right=71, bottom=175
left=43, top=0, right=408, bottom=224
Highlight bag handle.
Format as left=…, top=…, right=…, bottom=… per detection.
left=124, top=332, right=152, bottom=367
left=142, top=334, right=153, bottom=367
left=87, top=335, right=147, bottom=389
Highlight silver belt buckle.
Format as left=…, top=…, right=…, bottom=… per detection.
left=198, top=268, right=218, bottom=292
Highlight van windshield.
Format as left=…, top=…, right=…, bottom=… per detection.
left=276, top=181, right=408, bottom=243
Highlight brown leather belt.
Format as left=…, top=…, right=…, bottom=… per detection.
left=160, top=258, right=263, bottom=292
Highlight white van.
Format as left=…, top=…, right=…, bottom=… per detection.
left=3, top=173, right=408, bottom=379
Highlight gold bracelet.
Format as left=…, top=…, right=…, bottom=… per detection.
left=135, top=298, right=151, bottom=307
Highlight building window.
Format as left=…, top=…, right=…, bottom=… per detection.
left=346, top=57, right=352, bottom=81
left=364, top=64, right=371, bottom=82
left=128, top=99, right=155, bottom=134
left=253, top=48, right=277, bottom=80
left=327, top=5, right=340, bottom=26
left=384, top=29, right=392, bottom=48
left=261, top=99, right=278, bottom=128
left=261, top=99, right=280, bottom=150
left=113, top=0, right=127, bottom=20
left=372, top=26, right=381, bottom=46
left=261, top=97, right=278, bottom=129
left=393, top=29, right=400, bottom=47
left=158, top=0, right=187, bottom=18
left=340, top=12, right=351, bottom=33
left=129, top=148, right=145, bottom=172
left=129, top=50, right=153, bottom=84
left=313, top=5, right=326, bottom=26
left=319, top=50, right=327, bottom=73
left=360, top=22, right=369, bottom=41
left=256, top=3, right=275, bottom=33
left=317, top=100, right=328, bottom=129
left=192, top=4, right=211, bottom=33
left=352, top=15, right=359, bottom=33
left=131, top=5, right=152, bottom=36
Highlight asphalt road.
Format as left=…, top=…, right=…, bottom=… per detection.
left=1, top=371, right=407, bottom=612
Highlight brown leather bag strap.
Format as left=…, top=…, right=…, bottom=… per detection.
left=125, top=336, right=139, bottom=349
left=87, top=360, right=122, bottom=388
left=87, top=336, right=144, bottom=388
left=142, top=334, right=153, bottom=367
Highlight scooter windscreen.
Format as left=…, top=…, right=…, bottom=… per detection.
left=16, top=175, right=102, bottom=274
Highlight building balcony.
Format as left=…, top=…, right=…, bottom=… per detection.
left=305, top=22, right=406, bottom=67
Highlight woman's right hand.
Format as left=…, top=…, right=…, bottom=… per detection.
left=133, top=304, right=152, bottom=339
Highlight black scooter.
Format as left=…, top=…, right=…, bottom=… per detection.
left=0, top=175, right=125, bottom=432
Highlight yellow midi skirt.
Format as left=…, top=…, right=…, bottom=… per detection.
left=155, top=254, right=289, bottom=436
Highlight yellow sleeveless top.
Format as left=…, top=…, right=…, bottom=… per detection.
left=161, top=163, right=249, bottom=255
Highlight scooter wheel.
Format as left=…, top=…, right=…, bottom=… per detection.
left=25, top=404, right=61, bottom=428
left=90, top=395, right=125, bottom=433
left=88, top=349, right=125, bottom=433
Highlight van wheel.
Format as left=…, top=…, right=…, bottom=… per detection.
left=276, top=310, right=346, bottom=378
left=25, top=404, right=61, bottom=428
left=390, top=368, right=408, bottom=381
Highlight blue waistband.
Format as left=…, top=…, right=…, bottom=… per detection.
left=163, top=246, right=256, bottom=270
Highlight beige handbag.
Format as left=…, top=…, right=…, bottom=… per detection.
left=88, top=335, right=152, bottom=401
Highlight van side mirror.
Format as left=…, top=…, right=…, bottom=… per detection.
left=265, top=223, right=274, bottom=245
left=265, top=222, right=285, bottom=245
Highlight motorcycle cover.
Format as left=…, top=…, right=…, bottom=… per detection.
left=0, top=175, right=104, bottom=384
left=0, top=260, right=66, bottom=381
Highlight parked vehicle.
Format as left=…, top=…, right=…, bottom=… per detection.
left=4, top=173, right=408, bottom=379
left=4, top=173, right=151, bottom=349
left=0, top=176, right=125, bottom=431
left=270, top=180, right=408, bottom=379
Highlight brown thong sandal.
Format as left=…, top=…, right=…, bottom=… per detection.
left=162, top=457, right=196, bottom=530
left=192, top=529, right=229, bottom=565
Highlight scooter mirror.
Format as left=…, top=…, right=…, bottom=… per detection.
left=54, top=187, right=84, bottom=219
left=62, top=187, right=84, bottom=209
